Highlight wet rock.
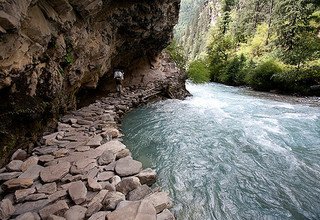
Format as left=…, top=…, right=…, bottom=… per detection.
left=64, top=205, right=87, bottom=220
left=0, top=172, right=22, bottom=181
left=37, top=182, right=57, bottom=194
left=19, top=165, right=43, bottom=180
left=96, top=171, right=114, bottom=181
left=68, top=181, right=87, bottom=205
left=115, top=157, right=142, bottom=177
left=88, top=211, right=109, bottom=220
left=157, top=209, right=175, bottom=220
left=116, top=176, right=141, bottom=195
left=87, top=177, right=102, bottom=191
left=39, top=200, right=69, bottom=219
left=128, top=184, right=152, bottom=201
left=0, top=199, right=15, bottom=220
left=97, top=150, right=115, bottom=165
left=106, top=200, right=156, bottom=220
left=11, top=149, right=28, bottom=161
left=40, top=161, right=70, bottom=183
left=144, top=192, right=173, bottom=214
left=15, top=187, right=36, bottom=202
left=3, top=178, right=33, bottom=190
left=136, top=168, right=157, bottom=186
left=15, top=212, right=41, bottom=220
left=14, top=199, right=50, bottom=215
left=21, top=156, right=39, bottom=172
left=103, top=191, right=125, bottom=210
left=6, top=160, right=23, bottom=171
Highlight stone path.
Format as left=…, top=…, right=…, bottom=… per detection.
left=0, top=89, right=175, bottom=220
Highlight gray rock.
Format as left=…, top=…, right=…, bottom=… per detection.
left=98, top=140, right=126, bottom=154
left=39, top=200, right=69, bottom=219
left=48, top=190, right=68, bottom=203
left=53, top=149, right=69, bottom=158
left=116, top=177, right=141, bottom=195
left=11, top=149, right=28, bottom=161
left=104, top=161, right=116, bottom=171
left=100, top=182, right=116, bottom=191
left=128, top=184, right=152, bottom=201
left=22, top=193, right=48, bottom=202
left=156, top=209, right=175, bottom=220
left=68, top=181, right=87, bottom=205
left=64, top=205, right=87, bottom=220
left=86, top=135, right=102, bottom=147
left=115, top=157, right=142, bottom=177
left=3, top=178, right=33, bottom=190
left=14, top=199, right=50, bottom=215
left=144, top=192, right=173, bottom=214
left=77, top=119, right=93, bottom=126
left=19, top=165, right=43, bottom=180
left=37, top=182, right=57, bottom=194
left=0, top=172, right=22, bottom=181
left=87, top=190, right=108, bottom=207
left=21, top=156, right=39, bottom=172
left=38, top=155, right=55, bottom=163
left=85, top=202, right=102, bottom=217
left=34, top=146, right=59, bottom=155
left=136, top=168, right=157, bottom=186
left=88, top=211, right=109, bottom=220
left=75, top=146, right=91, bottom=152
left=85, top=167, right=99, bottom=179
left=0, top=199, right=15, bottom=220
left=70, top=158, right=96, bottom=175
left=110, top=175, right=121, bottom=186
left=106, top=200, right=156, bottom=220
left=103, top=191, right=125, bottom=210
left=40, top=161, right=70, bottom=183
left=97, top=150, right=115, bottom=165
left=96, top=171, right=114, bottom=181
left=116, top=149, right=131, bottom=160
left=48, top=215, right=66, bottom=220
left=6, top=160, right=23, bottom=171
left=88, top=177, right=102, bottom=191
left=61, top=174, right=84, bottom=183
left=15, top=212, right=41, bottom=220
left=15, top=187, right=36, bottom=202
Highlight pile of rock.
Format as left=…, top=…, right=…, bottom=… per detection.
left=0, top=91, right=175, bottom=220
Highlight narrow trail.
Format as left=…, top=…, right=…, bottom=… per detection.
left=0, top=88, right=176, bottom=220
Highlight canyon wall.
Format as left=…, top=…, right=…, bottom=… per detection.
left=0, top=0, right=182, bottom=164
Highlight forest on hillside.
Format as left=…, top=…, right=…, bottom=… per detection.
left=169, top=0, right=320, bottom=95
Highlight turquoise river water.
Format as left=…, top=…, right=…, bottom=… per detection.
left=122, top=83, right=320, bottom=220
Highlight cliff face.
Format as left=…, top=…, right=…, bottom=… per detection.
left=0, top=0, right=181, bottom=162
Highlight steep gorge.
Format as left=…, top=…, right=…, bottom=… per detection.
left=0, top=0, right=183, bottom=164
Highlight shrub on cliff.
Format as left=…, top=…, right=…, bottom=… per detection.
left=166, top=40, right=187, bottom=69
left=187, top=59, right=210, bottom=83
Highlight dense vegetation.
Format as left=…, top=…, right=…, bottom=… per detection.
left=173, top=0, right=320, bottom=95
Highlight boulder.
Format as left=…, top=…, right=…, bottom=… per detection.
left=88, top=211, right=109, bottom=220
left=40, top=161, right=70, bottom=183
left=136, top=168, right=157, bottom=186
left=102, top=191, right=125, bottom=210
left=115, top=177, right=141, bottom=195
left=0, top=199, right=15, bottom=220
left=106, top=200, right=156, bottom=220
left=39, top=200, right=69, bottom=219
left=85, top=202, right=102, bottom=217
left=87, top=190, right=108, bottom=207
left=116, top=149, right=131, bottom=160
left=11, top=149, right=27, bottom=161
left=144, top=192, right=173, bottom=214
left=156, top=209, right=175, bottom=220
left=128, top=184, right=152, bottom=201
left=96, top=171, right=114, bottom=181
left=6, top=160, right=23, bottom=171
left=68, top=181, right=87, bottom=205
left=98, top=140, right=126, bottom=154
left=87, top=177, right=102, bottom=191
left=15, top=212, right=41, bottom=220
left=97, top=150, right=115, bottom=165
left=64, top=205, right=87, bottom=220
left=115, top=157, right=142, bottom=177
left=86, top=135, right=103, bottom=147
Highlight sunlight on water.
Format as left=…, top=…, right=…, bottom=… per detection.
left=122, top=83, right=320, bottom=220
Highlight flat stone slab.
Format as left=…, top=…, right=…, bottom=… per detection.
left=96, top=171, right=114, bottom=181
left=40, top=161, right=70, bottom=183
left=39, top=200, right=69, bottom=219
left=103, top=191, right=125, bottom=210
left=0, top=172, right=22, bottom=181
left=115, top=157, right=142, bottom=177
left=19, top=165, right=43, bottom=180
left=64, top=205, right=86, bottom=220
left=14, top=199, right=50, bottom=215
left=157, top=209, right=175, bottom=220
left=86, top=135, right=103, bottom=147
left=37, top=182, right=57, bottom=194
left=98, top=150, right=115, bottom=165
left=0, top=199, right=15, bottom=220
left=106, top=200, right=156, bottom=220
left=144, top=192, right=173, bottom=214
left=88, top=177, right=102, bottom=191
left=99, top=140, right=126, bottom=154
left=68, top=181, right=87, bottom=205
left=3, top=178, right=33, bottom=190
left=88, top=211, right=109, bottom=220
left=15, top=212, right=41, bottom=220
left=128, top=184, right=152, bottom=201
left=116, top=177, right=141, bottom=195
left=15, top=187, right=36, bottom=202
left=6, top=160, right=23, bottom=171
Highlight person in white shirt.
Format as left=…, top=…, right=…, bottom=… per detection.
left=114, top=69, right=124, bottom=95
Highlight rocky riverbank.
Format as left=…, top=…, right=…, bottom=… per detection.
left=0, top=54, right=189, bottom=219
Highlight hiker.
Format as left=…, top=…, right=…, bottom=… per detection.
left=114, top=69, right=124, bottom=95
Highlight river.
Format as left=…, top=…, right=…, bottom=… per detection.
left=122, top=83, right=320, bottom=220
